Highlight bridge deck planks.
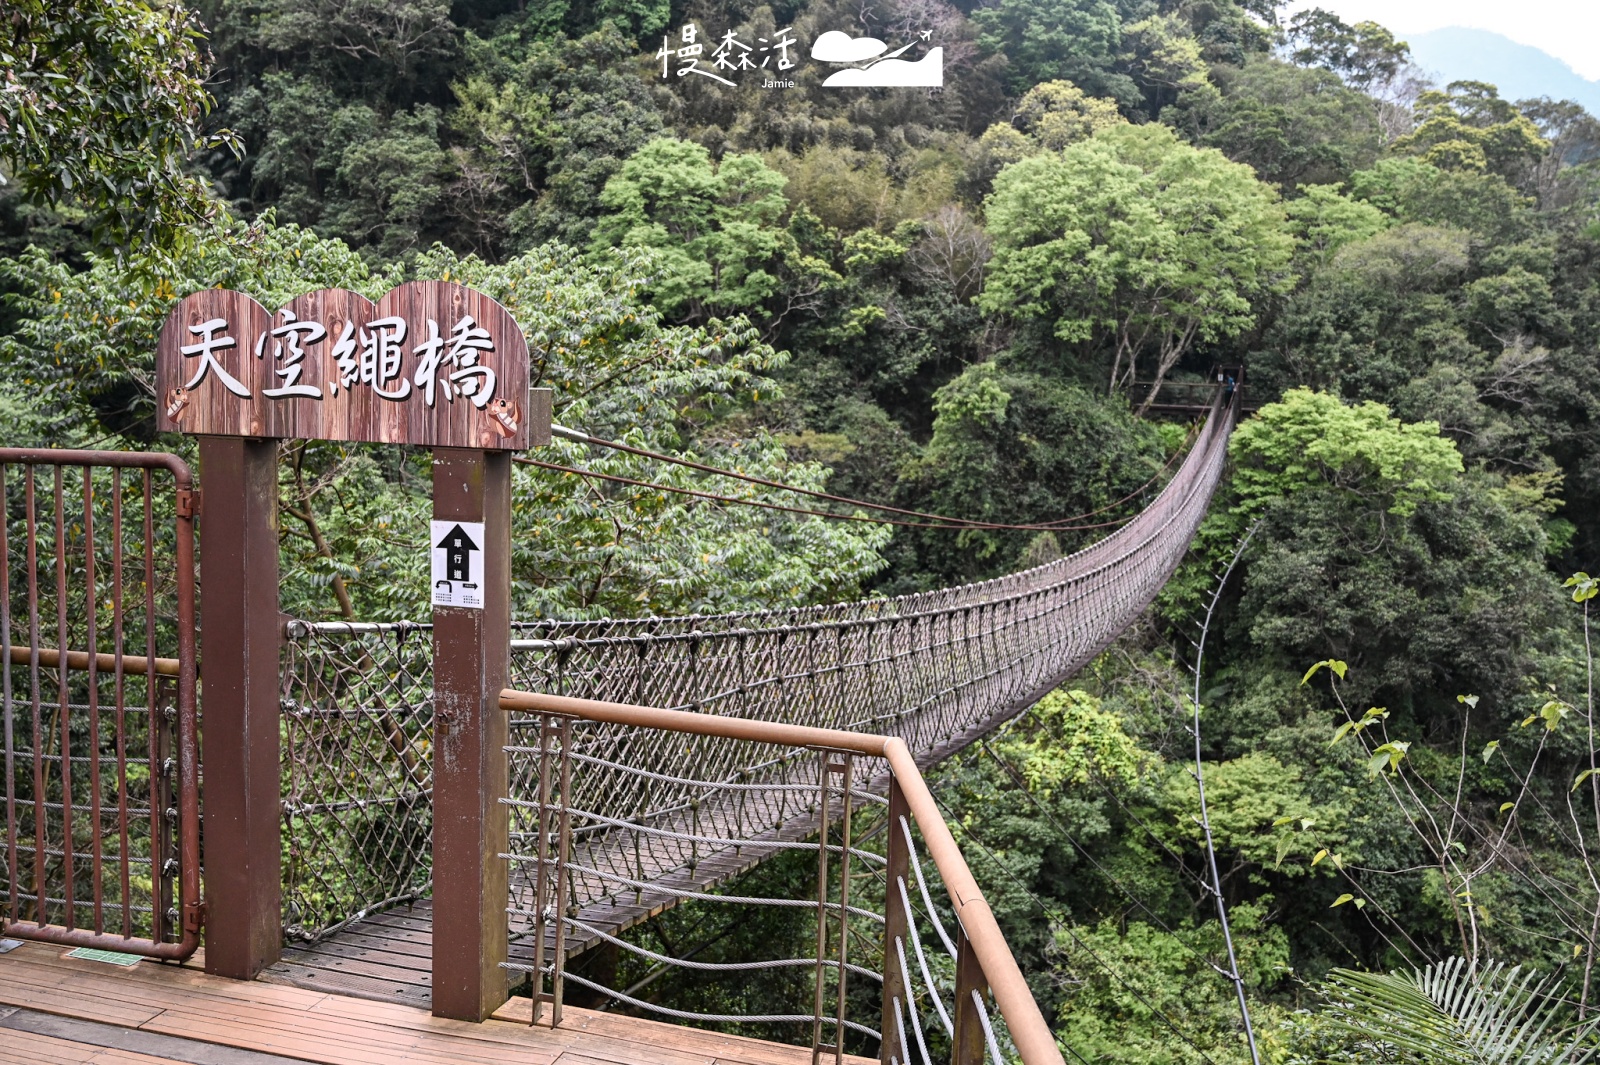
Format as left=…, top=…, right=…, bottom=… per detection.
left=263, top=803, right=838, bottom=1008
left=0, top=940, right=868, bottom=1065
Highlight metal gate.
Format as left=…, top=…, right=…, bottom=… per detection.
left=0, top=449, right=200, bottom=959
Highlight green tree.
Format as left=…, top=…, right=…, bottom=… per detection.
left=1284, top=184, right=1390, bottom=263
left=1392, top=82, right=1550, bottom=180
left=1285, top=9, right=1412, bottom=95
left=0, top=212, right=392, bottom=442
left=981, top=123, right=1294, bottom=408
left=593, top=137, right=794, bottom=322
left=1227, top=388, right=1463, bottom=520
left=252, top=0, right=457, bottom=99
left=899, top=363, right=1166, bottom=582
left=322, top=105, right=452, bottom=261
left=1117, top=13, right=1214, bottom=120
left=1, top=0, right=237, bottom=253
left=973, top=80, right=1126, bottom=190
left=972, top=0, right=1136, bottom=103
left=1167, top=57, right=1384, bottom=191
left=450, top=25, right=666, bottom=250
left=1196, top=389, right=1560, bottom=717
left=0, top=215, right=889, bottom=618
left=231, top=74, right=453, bottom=261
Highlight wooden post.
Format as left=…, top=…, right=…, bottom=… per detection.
left=880, top=778, right=911, bottom=1065
left=952, top=923, right=990, bottom=1065
left=199, top=436, right=283, bottom=979
left=430, top=448, right=511, bottom=1021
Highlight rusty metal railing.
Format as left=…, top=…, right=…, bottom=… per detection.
left=0, top=449, right=201, bottom=959
left=500, top=688, right=1063, bottom=1065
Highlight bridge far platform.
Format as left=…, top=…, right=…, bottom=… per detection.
left=0, top=938, right=867, bottom=1065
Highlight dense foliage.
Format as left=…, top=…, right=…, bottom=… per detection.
left=3, top=0, right=1599, bottom=1060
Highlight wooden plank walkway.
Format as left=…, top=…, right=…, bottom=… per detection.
left=263, top=806, right=837, bottom=1006
left=0, top=940, right=869, bottom=1065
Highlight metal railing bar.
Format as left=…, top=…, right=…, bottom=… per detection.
left=503, top=800, right=888, bottom=865
left=503, top=870, right=886, bottom=923
left=6, top=645, right=182, bottom=678
left=498, top=685, right=1065, bottom=1065
left=554, top=913, right=882, bottom=981
left=503, top=965, right=883, bottom=1040
left=504, top=744, right=888, bottom=802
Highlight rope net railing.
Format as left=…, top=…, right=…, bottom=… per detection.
left=277, top=621, right=434, bottom=941
left=278, top=395, right=1236, bottom=941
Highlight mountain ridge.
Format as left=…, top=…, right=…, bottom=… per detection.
left=1403, top=26, right=1600, bottom=115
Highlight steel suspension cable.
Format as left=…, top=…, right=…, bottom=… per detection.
left=546, top=419, right=1201, bottom=532
left=515, top=456, right=1149, bottom=533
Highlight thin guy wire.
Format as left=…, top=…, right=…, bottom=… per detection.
left=928, top=791, right=1226, bottom=1065
left=977, top=739, right=1211, bottom=965
left=1191, top=523, right=1263, bottom=1065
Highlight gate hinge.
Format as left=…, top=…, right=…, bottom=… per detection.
left=176, top=489, right=201, bottom=518
left=183, top=900, right=207, bottom=933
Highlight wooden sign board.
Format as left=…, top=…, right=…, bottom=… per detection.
left=156, top=281, right=549, bottom=449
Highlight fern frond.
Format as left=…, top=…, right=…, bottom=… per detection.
left=1323, top=956, right=1600, bottom=1065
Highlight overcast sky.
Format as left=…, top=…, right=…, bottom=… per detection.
left=1283, top=1, right=1600, bottom=80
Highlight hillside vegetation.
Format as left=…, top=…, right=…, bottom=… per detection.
left=3, top=0, right=1599, bottom=1060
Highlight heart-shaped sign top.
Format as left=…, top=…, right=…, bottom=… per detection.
left=156, top=281, right=544, bottom=449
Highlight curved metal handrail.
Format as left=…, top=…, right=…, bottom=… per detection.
left=500, top=686, right=1066, bottom=1065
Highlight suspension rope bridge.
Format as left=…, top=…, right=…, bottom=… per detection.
left=266, top=388, right=1237, bottom=1008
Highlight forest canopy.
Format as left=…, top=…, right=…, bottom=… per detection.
left=3, top=0, right=1599, bottom=1061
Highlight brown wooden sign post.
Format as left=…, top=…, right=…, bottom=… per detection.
left=157, top=283, right=549, bottom=1013
left=428, top=448, right=512, bottom=1020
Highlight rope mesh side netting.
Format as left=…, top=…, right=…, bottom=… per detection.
left=278, top=395, right=1236, bottom=942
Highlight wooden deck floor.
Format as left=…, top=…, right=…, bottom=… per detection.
left=0, top=940, right=869, bottom=1065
